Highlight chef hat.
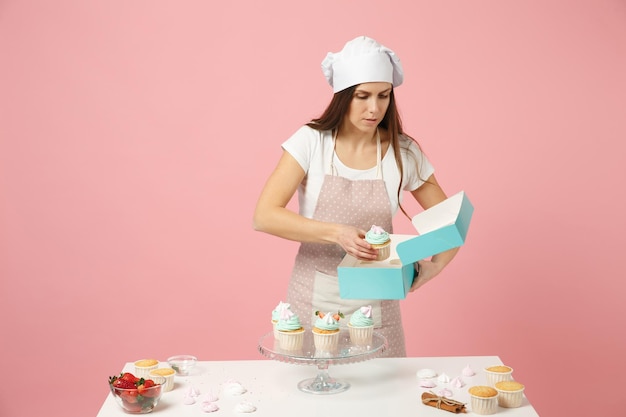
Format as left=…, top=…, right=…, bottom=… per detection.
left=321, top=36, right=404, bottom=93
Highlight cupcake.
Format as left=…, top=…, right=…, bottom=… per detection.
left=134, top=359, right=159, bottom=378
left=149, top=367, right=176, bottom=392
left=365, top=225, right=391, bottom=261
left=484, top=364, right=513, bottom=386
left=495, top=380, right=525, bottom=408
left=468, top=385, right=498, bottom=415
left=271, top=301, right=291, bottom=339
left=312, top=310, right=343, bottom=352
left=276, top=309, right=305, bottom=351
left=348, top=305, right=374, bottom=346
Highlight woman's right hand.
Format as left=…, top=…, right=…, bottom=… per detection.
left=335, top=225, right=378, bottom=261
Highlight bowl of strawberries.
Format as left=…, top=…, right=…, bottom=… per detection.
left=109, top=372, right=163, bottom=414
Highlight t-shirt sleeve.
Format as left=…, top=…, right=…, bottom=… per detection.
left=281, top=125, right=318, bottom=173
left=403, top=137, right=435, bottom=191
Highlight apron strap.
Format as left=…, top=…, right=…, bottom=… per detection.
left=375, top=129, right=383, bottom=180
left=328, top=129, right=338, bottom=176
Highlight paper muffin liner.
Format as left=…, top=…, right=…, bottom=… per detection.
left=373, top=241, right=390, bottom=261
left=470, top=395, right=498, bottom=415
left=348, top=323, right=374, bottom=346
left=312, top=330, right=339, bottom=352
left=484, top=365, right=513, bottom=387
left=495, top=383, right=525, bottom=408
left=271, top=320, right=279, bottom=339
left=277, top=329, right=304, bottom=351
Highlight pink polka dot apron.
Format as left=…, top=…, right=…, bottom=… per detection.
left=286, top=130, right=406, bottom=357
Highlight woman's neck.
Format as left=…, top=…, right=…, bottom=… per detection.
left=336, top=124, right=378, bottom=146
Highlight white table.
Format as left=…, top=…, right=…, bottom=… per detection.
left=97, top=356, right=540, bottom=416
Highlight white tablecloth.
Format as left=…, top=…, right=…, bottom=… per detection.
left=97, top=356, right=540, bottom=416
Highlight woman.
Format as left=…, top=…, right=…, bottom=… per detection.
left=253, top=36, right=459, bottom=357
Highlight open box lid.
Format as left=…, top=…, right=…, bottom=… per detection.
left=396, top=191, right=474, bottom=265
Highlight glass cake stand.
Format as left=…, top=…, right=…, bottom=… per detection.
left=257, top=330, right=387, bottom=395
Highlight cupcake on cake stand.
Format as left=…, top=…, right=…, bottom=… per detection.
left=257, top=329, right=387, bottom=394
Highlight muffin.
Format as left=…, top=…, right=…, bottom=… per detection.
left=134, top=359, right=159, bottom=378
left=365, top=225, right=391, bottom=261
left=276, top=309, right=305, bottom=351
left=495, top=380, right=525, bottom=408
left=312, top=310, right=343, bottom=352
left=149, top=368, right=176, bottom=392
left=348, top=305, right=374, bottom=346
left=271, top=301, right=291, bottom=339
left=484, top=364, right=513, bottom=386
left=468, top=385, right=498, bottom=415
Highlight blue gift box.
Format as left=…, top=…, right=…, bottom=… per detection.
left=337, top=191, right=474, bottom=300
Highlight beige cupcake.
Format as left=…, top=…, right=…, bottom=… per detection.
left=484, top=364, right=513, bottom=386
left=149, top=368, right=176, bottom=392
left=134, top=359, right=159, bottom=378
left=468, top=385, right=499, bottom=415
left=495, top=380, right=525, bottom=408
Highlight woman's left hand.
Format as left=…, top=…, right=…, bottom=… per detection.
left=409, top=245, right=460, bottom=292
left=409, top=260, right=439, bottom=292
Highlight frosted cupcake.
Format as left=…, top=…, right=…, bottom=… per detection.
left=348, top=305, right=374, bottom=346
left=276, top=309, right=305, bottom=351
left=271, top=301, right=291, bottom=339
left=365, top=225, right=391, bottom=261
left=134, top=359, right=159, bottom=378
left=468, top=385, right=498, bottom=415
left=484, top=365, right=513, bottom=386
left=312, top=311, right=343, bottom=352
left=495, top=380, right=525, bottom=408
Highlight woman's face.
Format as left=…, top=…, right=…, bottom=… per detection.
left=344, top=82, right=392, bottom=133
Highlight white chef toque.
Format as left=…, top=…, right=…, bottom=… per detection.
left=321, top=35, right=404, bottom=93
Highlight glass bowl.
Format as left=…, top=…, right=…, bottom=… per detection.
left=167, top=354, right=197, bottom=375
left=109, top=382, right=162, bottom=414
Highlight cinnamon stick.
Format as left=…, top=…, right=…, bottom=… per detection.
left=421, top=392, right=467, bottom=414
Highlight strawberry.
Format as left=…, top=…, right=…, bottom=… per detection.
left=120, top=389, right=140, bottom=405
left=137, top=380, right=160, bottom=398
left=120, top=372, right=139, bottom=383
left=113, top=378, right=136, bottom=390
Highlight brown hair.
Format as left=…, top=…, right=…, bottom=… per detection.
left=307, top=86, right=426, bottom=219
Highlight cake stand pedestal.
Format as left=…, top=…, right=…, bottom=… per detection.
left=257, top=330, right=387, bottom=395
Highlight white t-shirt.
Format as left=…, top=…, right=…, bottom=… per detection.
left=282, top=125, right=435, bottom=219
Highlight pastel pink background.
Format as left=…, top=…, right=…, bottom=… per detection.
left=1, top=1, right=625, bottom=416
